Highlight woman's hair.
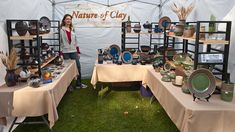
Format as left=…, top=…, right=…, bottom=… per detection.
left=61, top=14, right=73, bottom=31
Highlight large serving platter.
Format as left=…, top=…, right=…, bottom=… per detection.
left=122, top=51, right=133, bottom=64
left=159, top=16, right=171, bottom=29
left=40, top=16, right=51, bottom=33
left=109, top=44, right=121, bottom=58
left=187, top=68, right=216, bottom=99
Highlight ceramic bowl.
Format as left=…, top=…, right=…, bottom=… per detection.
left=141, top=45, right=151, bottom=52
left=161, top=75, right=171, bottom=82
left=160, top=69, right=168, bottom=76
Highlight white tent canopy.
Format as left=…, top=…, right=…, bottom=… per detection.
left=0, top=0, right=235, bottom=86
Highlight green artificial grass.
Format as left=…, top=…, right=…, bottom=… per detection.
left=14, top=80, right=179, bottom=132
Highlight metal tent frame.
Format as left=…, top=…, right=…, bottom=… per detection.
left=47, top=0, right=171, bottom=20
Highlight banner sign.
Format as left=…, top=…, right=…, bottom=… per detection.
left=65, top=3, right=129, bottom=27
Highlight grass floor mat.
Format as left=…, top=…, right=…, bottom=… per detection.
left=14, top=80, right=179, bottom=132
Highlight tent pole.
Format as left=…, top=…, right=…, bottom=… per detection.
left=159, top=0, right=171, bottom=18
left=47, top=0, right=54, bottom=4
left=52, top=0, right=55, bottom=20
left=159, top=0, right=162, bottom=19
left=54, top=0, right=160, bottom=7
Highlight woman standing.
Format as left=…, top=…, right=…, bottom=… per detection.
left=60, top=14, right=87, bottom=89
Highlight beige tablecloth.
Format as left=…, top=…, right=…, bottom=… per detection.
left=0, top=60, right=78, bottom=128
left=91, top=63, right=152, bottom=88
left=142, top=69, right=235, bottom=132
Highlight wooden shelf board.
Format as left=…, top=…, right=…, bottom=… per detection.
left=10, top=32, right=55, bottom=40
left=126, top=32, right=163, bottom=35
left=167, top=34, right=229, bottom=45
left=28, top=55, right=58, bottom=74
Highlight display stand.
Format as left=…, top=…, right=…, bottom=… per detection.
left=164, top=21, right=231, bottom=81
left=6, top=19, right=61, bottom=76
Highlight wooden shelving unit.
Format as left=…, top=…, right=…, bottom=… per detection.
left=9, top=32, right=55, bottom=40
left=167, top=34, right=229, bottom=45
left=6, top=19, right=61, bottom=77
left=164, top=21, right=231, bottom=81
left=121, top=21, right=164, bottom=51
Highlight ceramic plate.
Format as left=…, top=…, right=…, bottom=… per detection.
left=187, top=68, right=216, bottom=98
left=109, top=44, right=121, bottom=58
left=159, top=16, right=171, bottom=29
left=40, top=16, right=51, bottom=33
left=122, top=51, right=133, bottom=64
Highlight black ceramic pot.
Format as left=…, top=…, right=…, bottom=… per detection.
left=15, top=21, right=28, bottom=36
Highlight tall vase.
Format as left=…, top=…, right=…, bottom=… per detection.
left=126, top=16, right=131, bottom=33
left=5, top=69, right=17, bottom=87
left=174, top=20, right=186, bottom=36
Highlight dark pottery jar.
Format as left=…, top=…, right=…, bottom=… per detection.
left=41, top=43, right=49, bottom=50
left=143, top=21, right=151, bottom=29
left=5, top=69, right=17, bottom=87
left=15, top=21, right=28, bottom=36
left=98, top=54, right=103, bottom=64
left=133, top=24, right=141, bottom=33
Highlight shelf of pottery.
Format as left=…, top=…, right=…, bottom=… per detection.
left=121, top=20, right=165, bottom=52
left=6, top=17, right=61, bottom=77
left=164, top=21, right=231, bottom=81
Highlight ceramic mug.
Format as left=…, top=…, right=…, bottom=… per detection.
left=175, top=76, right=183, bottom=85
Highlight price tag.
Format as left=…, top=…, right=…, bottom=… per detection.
left=200, top=54, right=223, bottom=63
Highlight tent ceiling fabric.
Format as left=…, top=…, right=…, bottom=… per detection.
left=54, top=0, right=162, bottom=6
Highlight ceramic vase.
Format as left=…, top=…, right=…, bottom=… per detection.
left=174, top=20, right=186, bottom=36
left=5, top=69, right=17, bottom=87
left=126, top=22, right=131, bottom=33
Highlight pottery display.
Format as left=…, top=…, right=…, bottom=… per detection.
left=20, top=48, right=30, bottom=60
left=28, top=21, right=44, bottom=35
left=41, top=43, right=49, bottom=50
left=126, top=16, right=131, bottom=33
left=54, top=56, right=63, bottom=66
left=143, top=21, right=152, bottom=33
left=221, top=81, right=234, bottom=102
left=19, top=67, right=31, bottom=80
left=133, top=24, right=141, bottom=33
left=98, top=54, right=103, bottom=64
left=5, top=69, right=17, bottom=87
left=28, top=75, right=41, bottom=88
left=174, top=24, right=184, bottom=36
left=199, top=26, right=206, bottom=40
left=31, top=59, right=39, bottom=68
left=40, top=16, right=51, bottom=33
left=159, top=16, right=171, bottom=29
left=154, top=25, right=162, bottom=33
left=15, top=21, right=28, bottom=36
left=183, top=25, right=195, bottom=37
left=140, top=45, right=151, bottom=52
left=161, top=74, right=171, bottom=82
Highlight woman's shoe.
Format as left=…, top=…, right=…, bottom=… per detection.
left=76, top=83, right=87, bottom=89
